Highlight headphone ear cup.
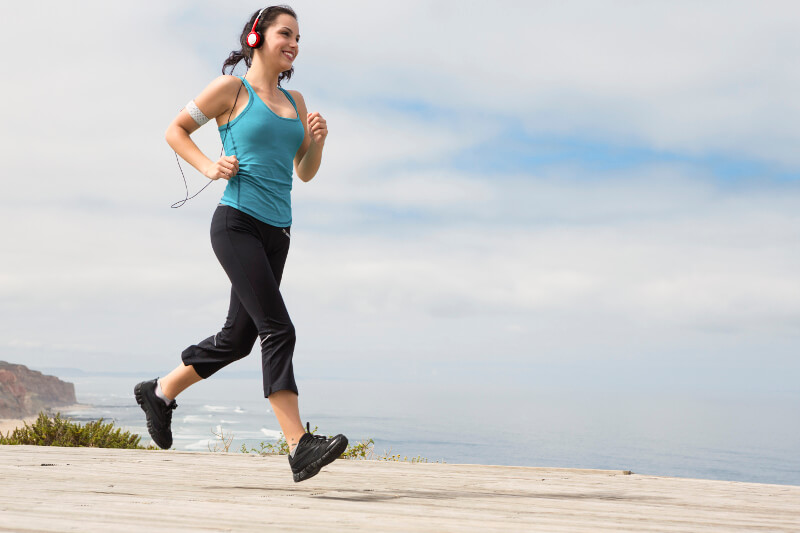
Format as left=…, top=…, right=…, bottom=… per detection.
left=246, top=31, right=261, bottom=48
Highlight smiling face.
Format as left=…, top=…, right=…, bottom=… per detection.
left=260, top=13, right=300, bottom=71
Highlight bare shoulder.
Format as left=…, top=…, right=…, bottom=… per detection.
left=287, top=90, right=307, bottom=111
left=205, top=75, right=245, bottom=97
left=287, top=89, right=304, bottom=101
left=193, top=75, right=247, bottom=118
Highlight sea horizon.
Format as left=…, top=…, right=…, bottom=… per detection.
left=35, top=368, right=800, bottom=487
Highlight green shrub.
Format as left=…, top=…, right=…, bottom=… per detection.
left=0, top=411, right=152, bottom=449
left=239, top=424, right=371, bottom=458
left=238, top=425, right=441, bottom=463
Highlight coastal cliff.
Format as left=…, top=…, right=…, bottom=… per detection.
left=0, top=361, right=76, bottom=418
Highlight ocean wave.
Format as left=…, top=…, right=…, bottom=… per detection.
left=181, top=414, right=214, bottom=423
left=183, top=438, right=215, bottom=451
left=177, top=433, right=218, bottom=440
left=203, top=405, right=228, bottom=412
left=260, top=428, right=282, bottom=440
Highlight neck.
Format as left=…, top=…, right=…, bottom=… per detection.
left=245, top=53, right=283, bottom=90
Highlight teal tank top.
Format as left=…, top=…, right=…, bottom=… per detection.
left=218, top=76, right=305, bottom=227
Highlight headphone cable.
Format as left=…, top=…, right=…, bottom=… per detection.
left=171, top=76, right=246, bottom=208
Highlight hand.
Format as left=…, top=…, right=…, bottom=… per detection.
left=204, top=155, right=239, bottom=180
left=307, top=112, right=328, bottom=145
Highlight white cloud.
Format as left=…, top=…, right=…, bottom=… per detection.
left=289, top=0, right=800, bottom=166
left=13, top=163, right=798, bottom=368
left=0, top=1, right=798, bottom=391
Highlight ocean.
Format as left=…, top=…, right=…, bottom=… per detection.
left=54, top=374, right=800, bottom=486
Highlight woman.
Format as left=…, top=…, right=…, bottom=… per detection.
left=134, top=5, right=348, bottom=483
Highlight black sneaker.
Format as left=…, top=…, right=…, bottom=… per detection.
left=134, top=378, right=177, bottom=449
left=288, top=422, right=348, bottom=482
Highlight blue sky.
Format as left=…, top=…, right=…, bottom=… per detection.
left=1, top=1, right=798, bottom=394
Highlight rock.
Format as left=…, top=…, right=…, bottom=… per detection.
left=0, top=362, right=77, bottom=418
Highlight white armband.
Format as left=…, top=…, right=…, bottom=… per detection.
left=185, top=100, right=210, bottom=126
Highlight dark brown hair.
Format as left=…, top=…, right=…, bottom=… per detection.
left=221, top=5, right=297, bottom=86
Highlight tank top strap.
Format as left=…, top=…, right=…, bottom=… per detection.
left=240, top=76, right=255, bottom=96
left=278, top=87, right=299, bottom=119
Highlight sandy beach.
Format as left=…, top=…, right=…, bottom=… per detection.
left=0, top=415, right=38, bottom=435
left=0, top=404, right=92, bottom=436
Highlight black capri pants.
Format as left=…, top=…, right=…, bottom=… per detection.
left=181, top=204, right=298, bottom=398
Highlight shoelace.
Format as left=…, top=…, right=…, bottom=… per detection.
left=305, top=421, right=330, bottom=443
left=161, top=400, right=178, bottom=421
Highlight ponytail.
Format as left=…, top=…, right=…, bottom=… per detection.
left=222, top=48, right=253, bottom=75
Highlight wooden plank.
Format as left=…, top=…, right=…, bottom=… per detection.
left=0, top=445, right=798, bottom=532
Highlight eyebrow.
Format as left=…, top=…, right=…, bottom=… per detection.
left=281, top=26, right=299, bottom=36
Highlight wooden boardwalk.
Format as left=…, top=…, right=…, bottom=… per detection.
left=1, top=445, right=798, bottom=532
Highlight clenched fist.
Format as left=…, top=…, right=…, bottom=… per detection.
left=205, top=155, right=239, bottom=180
left=307, top=112, right=328, bottom=145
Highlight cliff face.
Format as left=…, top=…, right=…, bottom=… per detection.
left=0, top=362, right=77, bottom=418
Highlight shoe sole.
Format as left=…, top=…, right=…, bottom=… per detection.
left=134, top=382, right=172, bottom=450
left=293, top=435, right=349, bottom=483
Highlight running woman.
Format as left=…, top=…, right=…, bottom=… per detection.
left=134, top=5, right=348, bottom=483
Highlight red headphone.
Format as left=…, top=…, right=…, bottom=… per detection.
left=246, top=8, right=268, bottom=48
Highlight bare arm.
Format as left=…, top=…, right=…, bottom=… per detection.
left=165, top=75, right=243, bottom=180
left=290, top=91, right=328, bottom=183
